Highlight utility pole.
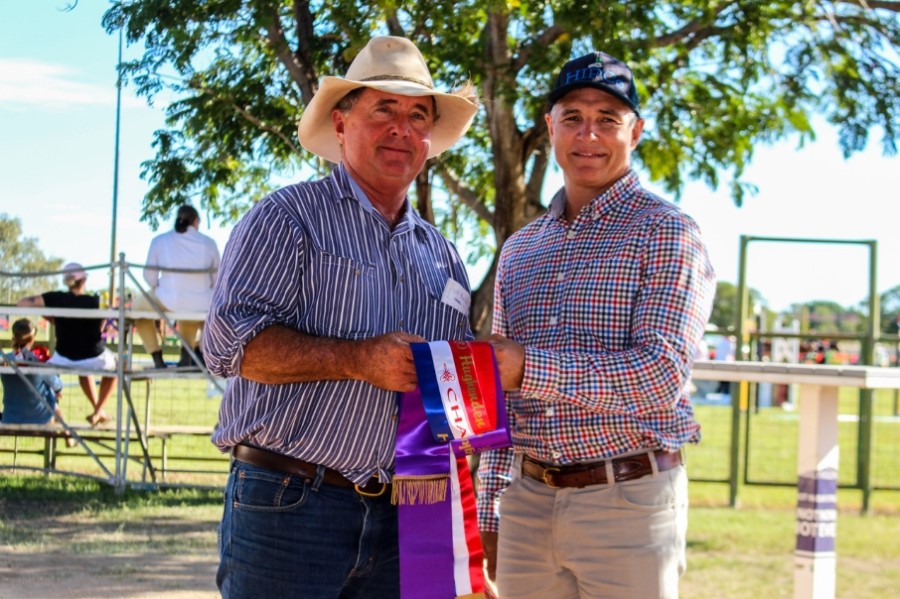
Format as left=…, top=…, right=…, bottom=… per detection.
left=108, top=24, right=123, bottom=307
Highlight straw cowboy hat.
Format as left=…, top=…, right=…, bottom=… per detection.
left=297, top=36, right=478, bottom=164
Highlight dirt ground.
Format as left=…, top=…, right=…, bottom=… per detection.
left=0, top=509, right=219, bottom=598
left=0, top=551, right=218, bottom=599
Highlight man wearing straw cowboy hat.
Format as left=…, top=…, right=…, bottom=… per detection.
left=203, top=36, right=478, bottom=597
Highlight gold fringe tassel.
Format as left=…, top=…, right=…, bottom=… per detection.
left=455, top=594, right=484, bottom=599
left=391, top=474, right=449, bottom=505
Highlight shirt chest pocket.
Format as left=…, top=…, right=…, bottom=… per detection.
left=303, top=252, right=382, bottom=339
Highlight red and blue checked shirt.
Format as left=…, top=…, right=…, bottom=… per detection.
left=477, top=170, right=716, bottom=531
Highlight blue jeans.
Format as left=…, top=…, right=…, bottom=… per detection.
left=217, top=461, right=399, bottom=599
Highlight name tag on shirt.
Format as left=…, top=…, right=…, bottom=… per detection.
left=441, top=278, right=471, bottom=315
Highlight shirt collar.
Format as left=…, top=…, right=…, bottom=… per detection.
left=547, top=169, right=641, bottom=223
left=334, top=163, right=424, bottom=233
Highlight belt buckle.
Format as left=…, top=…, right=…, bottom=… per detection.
left=541, top=466, right=560, bottom=488
left=354, top=481, right=388, bottom=498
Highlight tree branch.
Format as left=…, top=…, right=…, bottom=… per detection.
left=521, top=113, right=549, bottom=162
left=189, top=81, right=304, bottom=156
left=514, top=24, right=568, bottom=72
left=525, top=145, right=550, bottom=215
left=650, top=2, right=737, bottom=48
left=260, top=2, right=317, bottom=105
left=838, top=0, right=900, bottom=12
left=232, top=102, right=304, bottom=156
left=384, top=11, right=406, bottom=37
left=435, top=164, right=494, bottom=224
left=817, top=12, right=900, bottom=38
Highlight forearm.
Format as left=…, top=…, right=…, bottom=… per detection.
left=241, top=325, right=358, bottom=383
left=16, top=295, right=44, bottom=307
left=240, top=325, right=424, bottom=391
left=487, top=334, right=525, bottom=390
left=476, top=446, right=515, bottom=532
left=489, top=332, right=687, bottom=413
left=522, top=344, right=690, bottom=414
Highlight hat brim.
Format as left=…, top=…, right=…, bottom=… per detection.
left=297, top=76, right=477, bottom=164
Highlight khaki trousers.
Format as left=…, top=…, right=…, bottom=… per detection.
left=132, top=291, right=201, bottom=353
left=496, top=463, right=688, bottom=599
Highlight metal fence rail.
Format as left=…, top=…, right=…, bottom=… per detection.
left=1, top=256, right=228, bottom=491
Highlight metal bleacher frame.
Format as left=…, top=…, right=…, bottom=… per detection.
left=0, top=255, right=228, bottom=491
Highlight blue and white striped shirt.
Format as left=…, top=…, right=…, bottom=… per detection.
left=205, top=164, right=472, bottom=484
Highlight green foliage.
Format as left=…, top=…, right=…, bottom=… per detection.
left=0, top=214, right=64, bottom=303
left=104, top=1, right=900, bottom=217
left=785, top=299, right=866, bottom=334
left=708, top=280, right=767, bottom=330
left=101, top=1, right=900, bottom=332
left=710, top=281, right=740, bottom=329
left=880, top=283, right=900, bottom=334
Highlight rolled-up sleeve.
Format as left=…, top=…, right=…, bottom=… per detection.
left=202, top=200, right=305, bottom=378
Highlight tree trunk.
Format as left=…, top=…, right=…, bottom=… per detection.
left=415, top=163, right=434, bottom=225
left=467, top=11, right=530, bottom=338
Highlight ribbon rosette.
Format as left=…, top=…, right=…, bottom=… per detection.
left=395, top=340, right=510, bottom=599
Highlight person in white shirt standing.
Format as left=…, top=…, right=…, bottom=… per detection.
left=134, top=205, right=221, bottom=369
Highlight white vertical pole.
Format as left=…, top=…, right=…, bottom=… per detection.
left=114, top=253, right=127, bottom=493
left=794, top=384, right=839, bottom=599
left=109, top=25, right=123, bottom=307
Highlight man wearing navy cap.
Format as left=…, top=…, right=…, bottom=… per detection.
left=477, top=51, right=716, bottom=598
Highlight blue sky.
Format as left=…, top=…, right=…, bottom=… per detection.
left=2, top=1, right=899, bottom=312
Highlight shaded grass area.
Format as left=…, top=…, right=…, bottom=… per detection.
left=0, top=475, right=223, bottom=555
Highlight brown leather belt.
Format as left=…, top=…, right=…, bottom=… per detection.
left=522, top=449, right=683, bottom=489
left=232, top=443, right=390, bottom=497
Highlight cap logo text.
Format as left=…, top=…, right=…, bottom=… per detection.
left=565, top=65, right=628, bottom=91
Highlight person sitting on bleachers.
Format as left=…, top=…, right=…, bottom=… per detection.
left=17, top=262, right=117, bottom=427
left=1, top=318, right=64, bottom=424
left=134, top=205, right=220, bottom=369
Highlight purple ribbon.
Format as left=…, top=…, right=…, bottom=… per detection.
left=395, top=341, right=511, bottom=598
left=397, top=388, right=457, bottom=598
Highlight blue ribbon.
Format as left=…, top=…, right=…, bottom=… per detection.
left=410, top=342, right=454, bottom=443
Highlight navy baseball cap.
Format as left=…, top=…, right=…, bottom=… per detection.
left=548, top=51, right=640, bottom=115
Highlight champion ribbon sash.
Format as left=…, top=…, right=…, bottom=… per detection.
left=396, top=341, right=510, bottom=599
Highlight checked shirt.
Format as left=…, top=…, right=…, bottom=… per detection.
left=477, top=170, right=716, bottom=531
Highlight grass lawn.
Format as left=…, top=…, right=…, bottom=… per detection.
left=1, top=371, right=230, bottom=487
left=1, top=475, right=897, bottom=598
left=2, top=364, right=899, bottom=596
left=682, top=483, right=900, bottom=598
